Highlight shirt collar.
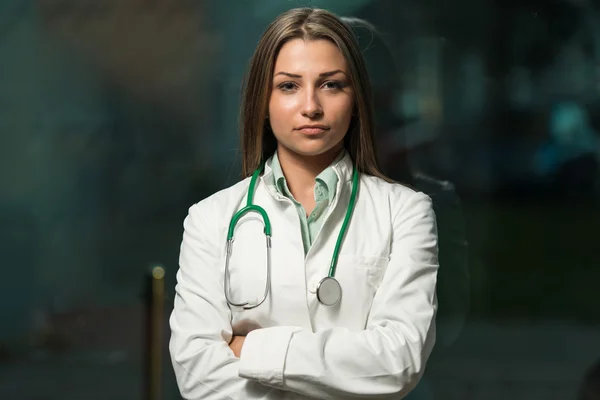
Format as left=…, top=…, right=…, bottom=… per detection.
left=263, top=149, right=353, bottom=202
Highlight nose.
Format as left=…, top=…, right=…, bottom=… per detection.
left=301, top=89, right=323, bottom=119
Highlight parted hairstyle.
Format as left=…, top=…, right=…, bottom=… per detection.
left=239, top=7, right=390, bottom=181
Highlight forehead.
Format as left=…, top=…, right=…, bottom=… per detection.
left=273, top=38, right=348, bottom=74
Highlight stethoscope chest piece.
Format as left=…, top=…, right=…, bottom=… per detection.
left=316, top=276, right=342, bottom=306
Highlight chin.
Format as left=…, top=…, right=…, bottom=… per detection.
left=282, top=136, right=344, bottom=157
left=288, top=144, right=341, bottom=158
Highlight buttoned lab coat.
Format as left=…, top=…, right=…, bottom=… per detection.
left=169, top=154, right=439, bottom=399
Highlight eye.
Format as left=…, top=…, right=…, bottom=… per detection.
left=322, top=80, right=345, bottom=90
left=278, top=82, right=298, bottom=92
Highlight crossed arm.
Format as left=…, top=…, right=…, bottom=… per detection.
left=169, top=191, right=439, bottom=399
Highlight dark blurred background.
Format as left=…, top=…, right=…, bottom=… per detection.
left=1, top=0, right=599, bottom=399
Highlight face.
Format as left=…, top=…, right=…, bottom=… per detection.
left=268, top=38, right=354, bottom=161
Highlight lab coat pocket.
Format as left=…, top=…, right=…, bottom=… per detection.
left=364, top=256, right=389, bottom=291
left=336, top=254, right=389, bottom=286
left=316, top=254, right=389, bottom=329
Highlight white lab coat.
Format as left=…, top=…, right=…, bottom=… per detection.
left=169, top=153, right=439, bottom=399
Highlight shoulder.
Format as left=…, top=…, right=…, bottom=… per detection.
left=360, top=174, right=434, bottom=219
left=413, top=172, right=460, bottom=205
left=186, top=177, right=252, bottom=221
left=413, top=172, right=455, bottom=195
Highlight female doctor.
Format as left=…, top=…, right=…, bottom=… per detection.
left=169, top=7, right=439, bottom=400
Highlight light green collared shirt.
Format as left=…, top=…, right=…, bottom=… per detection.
left=270, top=150, right=345, bottom=254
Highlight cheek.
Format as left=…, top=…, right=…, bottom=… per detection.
left=331, top=98, right=354, bottom=128
left=269, top=96, right=296, bottom=132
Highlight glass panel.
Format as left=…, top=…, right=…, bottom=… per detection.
left=1, top=0, right=598, bottom=398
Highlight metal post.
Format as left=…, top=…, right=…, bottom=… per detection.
left=144, top=264, right=165, bottom=400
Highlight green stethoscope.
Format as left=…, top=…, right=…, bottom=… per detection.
left=224, top=162, right=359, bottom=309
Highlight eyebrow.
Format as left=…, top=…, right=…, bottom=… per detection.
left=274, top=69, right=347, bottom=78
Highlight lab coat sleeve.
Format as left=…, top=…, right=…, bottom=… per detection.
left=169, top=199, right=277, bottom=400
left=239, top=191, right=438, bottom=399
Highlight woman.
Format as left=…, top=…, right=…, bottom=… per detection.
left=342, top=15, right=469, bottom=350
left=341, top=16, right=470, bottom=400
left=169, top=7, right=439, bottom=399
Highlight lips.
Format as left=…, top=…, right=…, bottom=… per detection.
left=296, top=125, right=329, bottom=135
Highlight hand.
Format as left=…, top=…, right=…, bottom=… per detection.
left=228, top=335, right=246, bottom=358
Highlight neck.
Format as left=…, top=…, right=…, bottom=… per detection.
left=276, top=144, right=343, bottom=200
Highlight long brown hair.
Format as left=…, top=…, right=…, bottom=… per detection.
left=239, top=7, right=391, bottom=181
